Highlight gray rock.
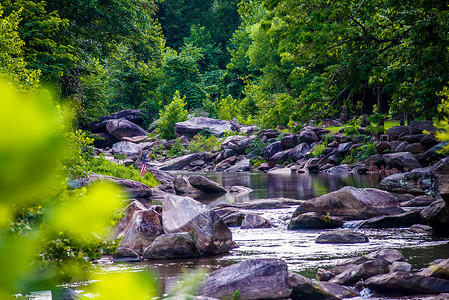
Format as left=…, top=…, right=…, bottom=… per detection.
left=281, top=135, right=298, bottom=149
left=386, top=126, right=410, bottom=139
left=264, top=141, right=285, bottom=160
left=142, top=233, right=201, bottom=259
left=111, top=141, right=142, bottom=157
left=359, top=210, right=423, bottom=228
left=200, top=259, right=291, bottom=300
left=376, top=141, right=391, bottom=154
left=400, top=134, right=427, bottom=143
left=407, top=224, right=433, bottom=234
left=366, top=271, right=449, bottom=295
left=410, top=120, right=436, bottom=134
left=88, top=109, right=143, bottom=132
left=159, top=153, right=205, bottom=170
left=390, top=261, right=412, bottom=273
left=174, top=117, right=235, bottom=138
left=174, top=176, right=198, bottom=194
left=330, top=259, right=390, bottom=285
left=293, top=186, right=404, bottom=219
left=383, top=152, right=423, bottom=171
left=366, top=248, right=405, bottom=264
left=315, top=229, right=369, bottom=244
left=215, top=198, right=304, bottom=210
left=400, top=195, right=436, bottom=207
left=420, top=197, right=449, bottom=233
left=288, top=212, right=344, bottom=230
left=435, top=157, right=449, bottom=194
left=299, top=129, right=319, bottom=143
left=213, top=207, right=246, bottom=227
left=404, top=142, right=427, bottom=154
left=163, top=195, right=233, bottom=255
left=106, top=119, right=147, bottom=140
left=380, top=167, right=435, bottom=195
left=84, top=174, right=153, bottom=198
left=241, top=214, right=272, bottom=229
left=394, top=141, right=409, bottom=153
left=418, top=258, right=449, bottom=280
left=188, top=175, right=227, bottom=193
left=112, top=247, right=141, bottom=262
left=267, top=149, right=292, bottom=168
left=289, top=143, right=311, bottom=161
left=419, top=142, right=449, bottom=166
left=224, top=158, right=251, bottom=172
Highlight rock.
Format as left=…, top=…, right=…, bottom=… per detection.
left=418, top=258, right=449, bottom=280
left=386, top=126, right=410, bottom=139
left=289, top=143, right=311, bottom=161
left=288, top=272, right=359, bottom=300
left=174, top=117, right=235, bottom=138
left=400, top=195, right=436, bottom=207
left=87, top=109, right=143, bottom=132
left=92, top=131, right=119, bottom=148
left=293, top=186, right=404, bottom=219
left=435, top=157, right=449, bottom=194
left=364, top=154, right=385, bottom=168
left=111, top=141, right=142, bottom=157
left=200, top=259, right=291, bottom=300
left=267, top=149, right=292, bottom=168
left=359, top=210, right=423, bottom=228
left=288, top=212, right=344, bottom=230
left=407, top=224, right=433, bottom=234
left=174, top=176, right=197, bottom=194
left=410, top=120, right=436, bottom=134
left=111, top=200, right=147, bottom=239
left=216, top=198, right=304, bottom=210
left=390, top=261, right=412, bottom=273
left=84, top=174, right=153, bottom=198
left=305, top=157, right=320, bottom=173
left=420, top=197, right=449, bottom=233
left=118, top=208, right=163, bottom=254
left=188, top=175, right=227, bottom=193
left=263, top=141, right=285, bottom=160
left=112, top=247, right=141, bottom=262
left=241, top=214, right=272, bottom=229
left=142, top=233, right=201, bottom=259
left=383, top=152, right=423, bottom=171
left=404, top=142, right=427, bottom=154
left=159, top=153, right=205, bottom=170
left=400, top=134, right=427, bottom=143
left=394, top=141, right=409, bottom=153
left=315, top=229, right=369, bottom=244
left=330, top=259, right=389, bottom=285
left=324, top=164, right=351, bottom=173
left=376, top=141, right=391, bottom=154
left=366, top=248, right=405, bottom=264
left=239, top=125, right=260, bottom=134
left=221, top=135, right=249, bottom=154
left=213, top=207, right=246, bottom=227
left=224, top=158, right=251, bottom=172
left=299, top=129, right=319, bottom=143
left=380, top=167, right=435, bottom=195
left=121, top=135, right=148, bottom=143
left=420, top=133, right=439, bottom=148
left=281, top=135, right=298, bottom=149
left=365, top=271, right=449, bottom=295
left=162, top=195, right=233, bottom=255
left=259, top=129, right=281, bottom=140
left=419, top=142, right=449, bottom=166
left=106, top=119, right=147, bottom=140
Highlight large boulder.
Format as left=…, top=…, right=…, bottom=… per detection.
left=299, top=129, right=319, bottom=143
left=419, top=142, right=449, bottom=166
left=224, top=158, right=251, bottom=172
left=359, top=210, right=423, bottom=228
left=213, top=207, right=246, bottom=227
left=400, top=195, right=436, bottom=207
left=365, top=272, right=449, bottom=295
left=293, top=186, right=404, bottom=219
left=383, top=152, right=423, bottom=171
left=288, top=212, right=343, bottom=230
left=267, top=149, right=292, bottom=168
left=158, top=153, right=206, bottom=170
left=386, top=126, right=410, bottom=139
left=380, top=166, right=435, bottom=195
left=410, top=120, right=436, bottom=134
left=111, top=141, right=142, bottom=157
left=289, top=143, right=311, bottom=161
left=87, top=109, right=143, bottom=132
left=330, top=259, right=390, bottom=285
left=263, top=141, right=284, bottom=160
left=315, top=229, right=369, bottom=244
left=418, top=258, right=449, bottom=280
left=84, top=174, right=153, bottom=198
left=215, top=198, right=304, bottom=210
left=281, top=135, right=298, bottom=149
left=434, top=157, right=449, bottom=194
left=188, top=175, right=227, bottom=193
left=142, top=233, right=201, bottom=259
left=174, top=117, right=236, bottom=138
left=162, top=195, right=233, bottom=255
left=106, top=119, right=147, bottom=140
left=117, top=208, right=163, bottom=254
left=200, top=259, right=291, bottom=299
left=241, top=214, right=272, bottom=229
left=420, top=196, right=449, bottom=234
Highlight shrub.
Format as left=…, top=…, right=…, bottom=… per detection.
left=311, top=143, right=326, bottom=158
left=188, top=134, right=221, bottom=153
left=167, top=138, right=185, bottom=157
left=245, top=137, right=268, bottom=156
left=157, top=91, right=189, bottom=140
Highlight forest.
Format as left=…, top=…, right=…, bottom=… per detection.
left=1, top=0, right=449, bottom=299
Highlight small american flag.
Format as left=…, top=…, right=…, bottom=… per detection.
left=140, top=155, right=147, bottom=177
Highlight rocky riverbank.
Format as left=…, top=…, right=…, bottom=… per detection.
left=79, top=110, right=449, bottom=299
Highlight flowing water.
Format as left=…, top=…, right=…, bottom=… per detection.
left=30, top=172, right=449, bottom=299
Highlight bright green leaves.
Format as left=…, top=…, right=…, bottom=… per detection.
left=157, top=91, right=189, bottom=140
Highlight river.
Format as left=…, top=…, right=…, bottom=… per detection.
left=29, top=172, right=449, bottom=299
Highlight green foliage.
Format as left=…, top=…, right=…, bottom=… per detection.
left=250, top=157, right=266, bottom=167
left=168, top=138, right=185, bottom=157
left=157, top=91, right=189, bottom=140
left=343, top=142, right=378, bottom=164
left=188, top=134, right=222, bottom=153
left=311, top=143, right=326, bottom=158
left=245, top=137, right=269, bottom=156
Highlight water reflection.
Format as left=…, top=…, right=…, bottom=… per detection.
left=195, top=172, right=382, bottom=206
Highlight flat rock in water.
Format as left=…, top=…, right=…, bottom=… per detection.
left=215, top=198, right=304, bottom=209
left=366, top=271, right=449, bottom=295
left=200, top=259, right=291, bottom=300
left=241, top=214, right=272, bottom=229
left=400, top=195, right=436, bottom=207
left=112, top=247, right=141, bottom=262
left=330, top=259, right=390, bottom=285
left=213, top=207, right=246, bottom=227
left=418, top=258, right=449, bottom=280
left=224, top=158, right=251, bottom=172
left=162, top=195, right=232, bottom=255
left=359, top=210, right=423, bottom=228
left=288, top=212, right=344, bottom=230
left=315, top=229, right=369, bottom=244
left=188, top=175, right=227, bottom=193
left=380, top=167, right=435, bottom=195
left=142, top=233, right=201, bottom=259
left=294, top=186, right=404, bottom=219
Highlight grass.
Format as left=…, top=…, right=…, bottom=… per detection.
left=322, top=120, right=400, bottom=133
